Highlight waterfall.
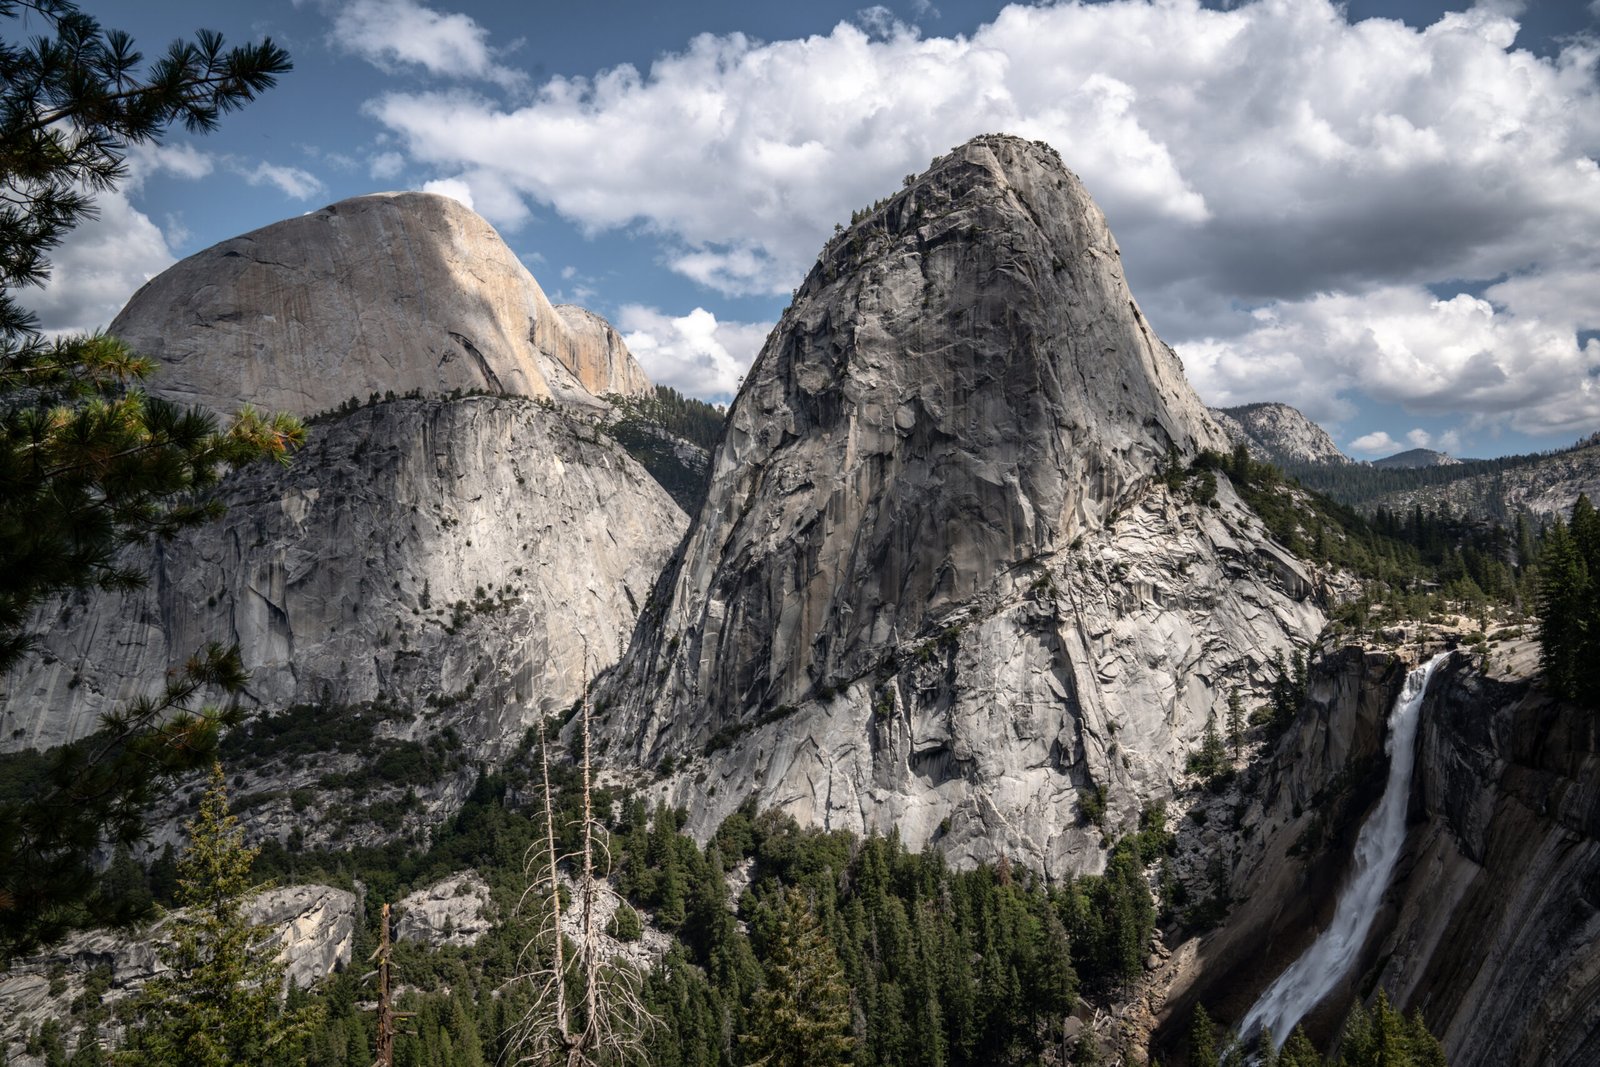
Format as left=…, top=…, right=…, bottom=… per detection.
left=1237, top=652, right=1450, bottom=1048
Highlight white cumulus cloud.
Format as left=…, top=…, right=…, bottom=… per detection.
left=618, top=306, right=772, bottom=398
left=421, top=177, right=474, bottom=211
left=1349, top=431, right=1402, bottom=456
left=14, top=190, right=175, bottom=336
left=125, top=143, right=214, bottom=186
left=1179, top=285, right=1600, bottom=437
left=330, top=0, right=525, bottom=90
left=369, top=151, right=406, bottom=181
left=238, top=161, right=327, bottom=201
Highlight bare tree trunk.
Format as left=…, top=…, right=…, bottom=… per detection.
left=511, top=647, right=657, bottom=1066
left=370, top=902, right=413, bottom=1066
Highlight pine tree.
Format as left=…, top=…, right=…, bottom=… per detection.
left=0, top=0, right=299, bottom=953
left=1188, top=714, right=1228, bottom=784
left=1338, top=989, right=1446, bottom=1067
left=1188, top=1004, right=1218, bottom=1067
left=1537, top=518, right=1590, bottom=703
left=0, top=0, right=299, bottom=673
left=116, top=763, right=322, bottom=1065
left=738, top=887, right=856, bottom=1067
left=1275, top=1025, right=1320, bottom=1067
left=1225, top=689, right=1245, bottom=759
left=1256, top=1027, right=1278, bottom=1067
left=512, top=678, right=655, bottom=1066
left=1, top=643, right=252, bottom=954
left=89, top=843, right=153, bottom=927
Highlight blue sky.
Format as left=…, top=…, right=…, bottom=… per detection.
left=20, top=0, right=1600, bottom=459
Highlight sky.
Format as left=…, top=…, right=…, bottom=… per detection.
left=15, top=0, right=1600, bottom=460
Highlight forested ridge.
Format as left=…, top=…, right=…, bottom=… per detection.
left=23, top=737, right=1170, bottom=1066
left=1283, top=433, right=1599, bottom=517
left=603, top=385, right=729, bottom=510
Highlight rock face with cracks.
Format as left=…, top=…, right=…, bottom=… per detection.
left=395, top=872, right=495, bottom=948
left=600, top=135, right=1323, bottom=876
left=1, top=395, right=685, bottom=757
left=6, top=190, right=684, bottom=760
left=109, top=191, right=651, bottom=418
left=554, top=304, right=656, bottom=399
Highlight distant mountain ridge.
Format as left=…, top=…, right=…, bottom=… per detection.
left=1209, top=402, right=1350, bottom=466
left=1372, top=447, right=1460, bottom=469
left=1287, top=432, right=1600, bottom=521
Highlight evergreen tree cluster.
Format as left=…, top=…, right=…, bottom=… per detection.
left=67, top=755, right=1167, bottom=1067
left=615, top=799, right=1152, bottom=1066
left=1188, top=448, right=1549, bottom=635
left=1536, top=495, right=1600, bottom=707
left=608, top=385, right=728, bottom=452
left=1286, top=449, right=1555, bottom=512
left=604, top=385, right=729, bottom=509
left=1189, top=988, right=1445, bottom=1067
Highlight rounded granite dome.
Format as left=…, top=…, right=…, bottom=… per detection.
left=110, top=191, right=651, bottom=417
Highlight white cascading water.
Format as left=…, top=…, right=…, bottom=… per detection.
left=1237, top=652, right=1450, bottom=1048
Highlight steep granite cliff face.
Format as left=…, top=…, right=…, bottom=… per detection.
left=601, top=135, right=1323, bottom=875
left=555, top=304, right=656, bottom=399
left=1384, top=654, right=1600, bottom=1066
left=1157, top=645, right=1600, bottom=1067
left=1, top=396, right=684, bottom=759
left=109, top=192, right=651, bottom=417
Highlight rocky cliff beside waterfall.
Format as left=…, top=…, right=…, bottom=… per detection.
left=1151, top=641, right=1600, bottom=1066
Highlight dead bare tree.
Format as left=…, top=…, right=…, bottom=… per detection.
left=507, top=651, right=657, bottom=1066
left=367, top=902, right=414, bottom=1067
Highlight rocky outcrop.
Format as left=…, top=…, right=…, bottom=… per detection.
left=251, top=884, right=361, bottom=990
left=395, top=872, right=494, bottom=948
left=600, top=134, right=1322, bottom=876
left=555, top=305, right=655, bottom=399
left=1156, top=644, right=1600, bottom=1067
left=556, top=874, right=673, bottom=973
left=109, top=192, right=651, bottom=418
left=2, top=395, right=686, bottom=760
left=1210, top=403, right=1350, bottom=467
left=0, top=884, right=356, bottom=1064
